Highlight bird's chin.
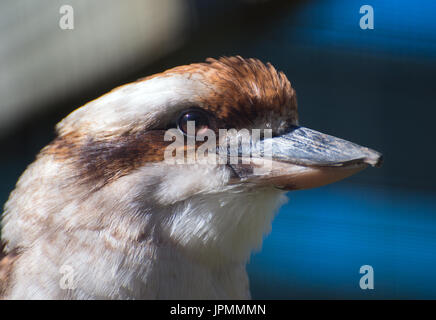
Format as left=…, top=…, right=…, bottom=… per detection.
left=230, top=159, right=368, bottom=191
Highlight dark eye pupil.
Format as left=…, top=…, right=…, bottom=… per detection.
left=178, top=111, right=209, bottom=135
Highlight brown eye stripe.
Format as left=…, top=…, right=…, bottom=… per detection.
left=44, top=131, right=169, bottom=190
left=44, top=130, right=219, bottom=190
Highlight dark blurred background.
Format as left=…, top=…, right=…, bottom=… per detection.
left=1, top=0, right=435, bottom=298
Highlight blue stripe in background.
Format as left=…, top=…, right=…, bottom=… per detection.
left=246, top=0, right=436, bottom=299
left=248, top=183, right=436, bottom=299
left=287, top=0, right=436, bottom=59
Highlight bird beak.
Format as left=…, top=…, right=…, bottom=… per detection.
left=229, top=126, right=383, bottom=190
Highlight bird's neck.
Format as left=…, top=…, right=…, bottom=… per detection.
left=152, top=187, right=288, bottom=268
left=2, top=158, right=287, bottom=299
left=120, top=241, right=253, bottom=299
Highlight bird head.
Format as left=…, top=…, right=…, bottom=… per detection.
left=2, top=56, right=382, bottom=271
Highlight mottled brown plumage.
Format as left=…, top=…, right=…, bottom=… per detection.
left=165, top=57, right=298, bottom=129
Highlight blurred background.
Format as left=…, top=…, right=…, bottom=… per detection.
left=1, top=0, right=435, bottom=299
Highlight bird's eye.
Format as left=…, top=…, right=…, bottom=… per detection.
left=177, top=109, right=211, bottom=136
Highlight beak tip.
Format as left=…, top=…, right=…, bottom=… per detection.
left=374, top=154, right=384, bottom=168
left=363, top=151, right=383, bottom=168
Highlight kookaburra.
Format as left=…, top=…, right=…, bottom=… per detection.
left=0, top=56, right=382, bottom=299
